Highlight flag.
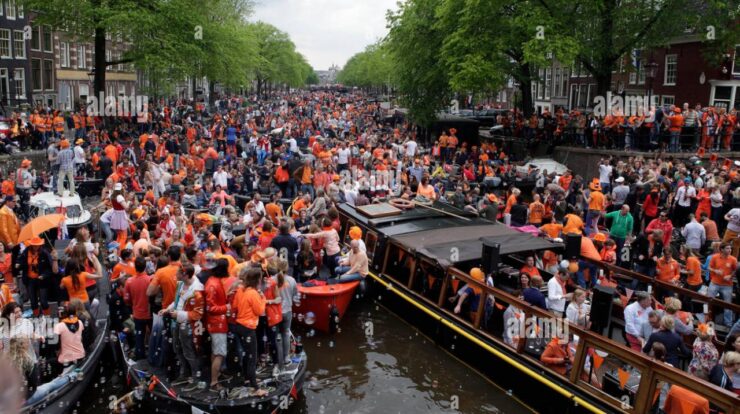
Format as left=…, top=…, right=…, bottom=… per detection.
left=617, top=368, right=630, bottom=389
left=593, top=353, right=604, bottom=370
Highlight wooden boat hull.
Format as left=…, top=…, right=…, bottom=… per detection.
left=363, top=272, right=600, bottom=414
left=293, top=281, right=360, bottom=333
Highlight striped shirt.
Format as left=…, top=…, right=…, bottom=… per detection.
left=57, top=148, right=75, bottom=171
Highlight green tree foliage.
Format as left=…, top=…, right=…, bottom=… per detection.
left=336, top=42, right=394, bottom=90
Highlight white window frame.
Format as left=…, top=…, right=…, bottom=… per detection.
left=13, top=30, right=25, bottom=59
left=13, top=68, right=25, bottom=99
left=77, top=45, right=86, bottom=69
left=664, top=54, right=677, bottom=86
left=0, top=29, right=10, bottom=59
left=661, top=95, right=675, bottom=106
left=60, top=42, right=70, bottom=68
left=6, top=0, right=15, bottom=20
left=637, top=59, right=646, bottom=85
left=16, top=3, right=22, bottom=18
left=0, top=0, right=3, bottom=16
left=544, top=68, right=551, bottom=100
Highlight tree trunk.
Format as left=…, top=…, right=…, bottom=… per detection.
left=208, top=80, right=216, bottom=107
left=94, top=27, right=106, bottom=101
left=191, top=76, right=197, bottom=101
left=517, top=63, right=534, bottom=117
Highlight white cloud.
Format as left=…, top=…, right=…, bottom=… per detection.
left=252, top=0, right=398, bottom=70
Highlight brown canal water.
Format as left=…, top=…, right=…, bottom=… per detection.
left=80, top=300, right=530, bottom=414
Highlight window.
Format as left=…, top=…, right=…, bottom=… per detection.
left=31, top=58, right=41, bottom=91
left=629, top=72, right=637, bottom=85
left=570, top=84, right=578, bottom=108
left=664, top=55, right=677, bottom=85
left=13, top=68, right=25, bottom=99
left=544, top=68, right=551, bottom=100
left=77, top=45, right=86, bottom=69
left=60, top=42, right=70, bottom=67
left=0, top=0, right=2, bottom=16
left=501, top=90, right=507, bottom=103
left=537, top=68, right=544, bottom=99
left=78, top=84, right=89, bottom=103
left=712, top=86, right=732, bottom=110
left=661, top=95, right=675, bottom=106
left=0, top=29, right=10, bottom=58
left=13, top=31, right=24, bottom=59
left=43, top=59, right=53, bottom=90
left=554, top=68, right=561, bottom=97
left=561, top=68, right=569, bottom=96
left=16, top=2, right=21, bottom=17
left=106, top=49, right=112, bottom=67
left=6, top=0, right=15, bottom=19
left=638, top=59, right=646, bottom=85
left=42, top=27, right=52, bottom=52
left=31, top=26, right=40, bottom=51
left=733, top=45, right=740, bottom=75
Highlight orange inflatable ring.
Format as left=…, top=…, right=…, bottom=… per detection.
left=389, top=198, right=414, bottom=210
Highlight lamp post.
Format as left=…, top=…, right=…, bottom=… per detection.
left=8, top=70, right=15, bottom=110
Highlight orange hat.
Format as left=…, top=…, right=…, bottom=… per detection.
left=673, top=107, right=681, bottom=113
left=333, top=174, right=341, bottom=181
left=60, top=139, right=70, bottom=149
left=21, top=159, right=32, bottom=168
left=592, top=233, right=607, bottom=242
left=349, top=226, right=362, bottom=240
left=470, top=267, right=485, bottom=294
left=133, top=208, right=145, bottom=219
left=487, top=194, right=498, bottom=203
left=27, top=237, right=44, bottom=246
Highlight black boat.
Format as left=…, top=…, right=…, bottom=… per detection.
left=21, top=254, right=111, bottom=414
left=337, top=201, right=740, bottom=414
left=119, top=345, right=307, bottom=414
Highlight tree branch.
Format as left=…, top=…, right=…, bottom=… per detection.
left=614, top=6, right=668, bottom=59
left=105, top=58, right=134, bottom=67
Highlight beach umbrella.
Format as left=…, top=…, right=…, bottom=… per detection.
left=17, top=214, right=66, bottom=244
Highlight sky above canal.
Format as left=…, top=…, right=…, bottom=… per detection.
left=253, top=0, right=399, bottom=71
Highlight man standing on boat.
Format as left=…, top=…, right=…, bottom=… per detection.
left=56, top=138, right=76, bottom=196
left=547, top=268, right=572, bottom=317
left=624, top=291, right=653, bottom=352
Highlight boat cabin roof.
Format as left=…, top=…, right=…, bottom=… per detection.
left=339, top=202, right=562, bottom=266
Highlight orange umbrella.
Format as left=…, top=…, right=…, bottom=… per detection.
left=17, top=214, right=66, bottom=244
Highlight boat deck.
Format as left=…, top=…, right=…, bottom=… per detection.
left=128, top=353, right=307, bottom=411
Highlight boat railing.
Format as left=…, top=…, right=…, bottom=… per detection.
left=438, top=266, right=739, bottom=414
left=586, top=257, right=740, bottom=315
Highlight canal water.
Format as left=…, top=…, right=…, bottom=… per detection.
left=80, top=300, right=530, bottom=414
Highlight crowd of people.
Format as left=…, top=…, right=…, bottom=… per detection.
left=475, top=103, right=739, bottom=153
left=0, top=88, right=736, bottom=406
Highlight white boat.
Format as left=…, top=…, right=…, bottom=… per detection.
left=29, top=191, right=93, bottom=228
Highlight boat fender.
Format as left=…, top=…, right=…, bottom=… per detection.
left=388, top=198, right=414, bottom=210
left=329, top=305, right=340, bottom=334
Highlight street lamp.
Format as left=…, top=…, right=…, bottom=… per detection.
left=7, top=70, right=15, bottom=108
left=645, top=59, right=659, bottom=109
left=87, top=68, right=95, bottom=85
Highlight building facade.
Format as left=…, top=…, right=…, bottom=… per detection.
left=0, top=0, right=32, bottom=112
left=54, top=31, right=137, bottom=111
left=28, top=20, right=56, bottom=108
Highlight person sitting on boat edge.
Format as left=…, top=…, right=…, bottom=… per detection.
left=332, top=240, right=368, bottom=284
left=453, top=268, right=494, bottom=324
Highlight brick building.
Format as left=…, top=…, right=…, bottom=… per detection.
left=0, top=0, right=32, bottom=112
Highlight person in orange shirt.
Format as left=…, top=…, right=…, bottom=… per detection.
left=265, top=194, right=283, bottom=225
left=60, top=255, right=104, bottom=305
left=563, top=213, right=584, bottom=235
left=416, top=177, right=437, bottom=200
left=528, top=194, right=545, bottom=226
left=104, top=142, right=119, bottom=167
left=586, top=179, right=605, bottom=234
left=667, top=107, right=684, bottom=152
left=504, top=188, right=520, bottom=215
left=146, top=246, right=181, bottom=309
left=540, top=217, right=563, bottom=239
left=681, top=245, right=703, bottom=291
left=540, top=337, right=573, bottom=376
left=708, top=243, right=737, bottom=326
left=558, top=171, right=573, bottom=191
left=111, top=249, right=136, bottom=281
left=520, top=256, right=541, bottom=277
left=655, top=247, right=680, bottom=301
left=230, top=267, right=267, bottom=395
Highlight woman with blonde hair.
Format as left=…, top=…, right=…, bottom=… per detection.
left=663, top=297, right=693, bottom=335
left=642, top=316, right=690, bottom=366
left=688, top=323, right=719, bottom=380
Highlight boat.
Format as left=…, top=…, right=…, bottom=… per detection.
left=293, top=280, right=360, bottom=333
left=119, top=343, right=307, bottom=414
left=21, top=256, right=110, bottom=414
left=29, top=191, right=92, bottom=238
left=337, top=200, right=740, bottom=414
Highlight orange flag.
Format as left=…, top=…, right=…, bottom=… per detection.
left=428, top=276, right=435, bottom=290
left=617, top=368, right=630, bottom=389
left=451, top=278, right=460, bottom=293
left=593, top=354, right=604, bottom=370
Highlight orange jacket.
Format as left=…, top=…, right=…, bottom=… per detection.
left=231, top=286, right=265, bottom=329
left=540, top=338, right=572, bottom=375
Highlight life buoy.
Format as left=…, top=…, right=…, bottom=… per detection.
left=389, top=198, right=414, bottom=210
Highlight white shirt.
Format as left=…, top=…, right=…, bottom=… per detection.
left=286, top=138, right=298, bottom=153
left=566, top=302, right=591, bottom=327
left=599, top=164, right=612, bottom=184
left=681, top=220, right=706, bottom=250
left=676, top=185, right=696, bottom=207
left=213, top=170, right=229, bottom=188
left=73, top=146, right=86, bottom=164
left=624, top=301, right=652, bottom=337
left=405, top=140, right=417, bottom=157
left=336, top=148, right=350, bottom=164
left=546, top=277, right=567, bottom=312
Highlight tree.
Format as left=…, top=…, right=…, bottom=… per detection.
left=248, top=22, right=308, bottom=95
left=337, top=41, right=394, bottom=92
left=386, top=0, right=451, bottom=126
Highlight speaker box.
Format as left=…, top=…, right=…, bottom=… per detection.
left=590, top=284, right=615, bottom=334
left=565, top=233, right=582, bottom=260
left=480, top=238, right=501, bottom=275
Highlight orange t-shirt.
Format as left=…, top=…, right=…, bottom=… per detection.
left=540, top=223, right=563, bottom=238
left=111, top=261, right=135, bottom=281
left=520, top=265, right=540, bottom=277
left=151, top=263, right=180, bottom=308
left=685, top=256, right=702, bottom=286
left=505, top=194, right=517, bottom=214
left=656, top=258, right=680, bottom=283
left=563, top=214, right=584, bottom=235
left=709, top=254, right=737, bottom=286
left=61, top=272, right=90, bottom=302
left=588, top=191, right=605, bottom=212
left=529, top=201, right=545, bottom=224
left=417, top=184, right=436, bottom=200
left=265, top=203, right=282, bottom=225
